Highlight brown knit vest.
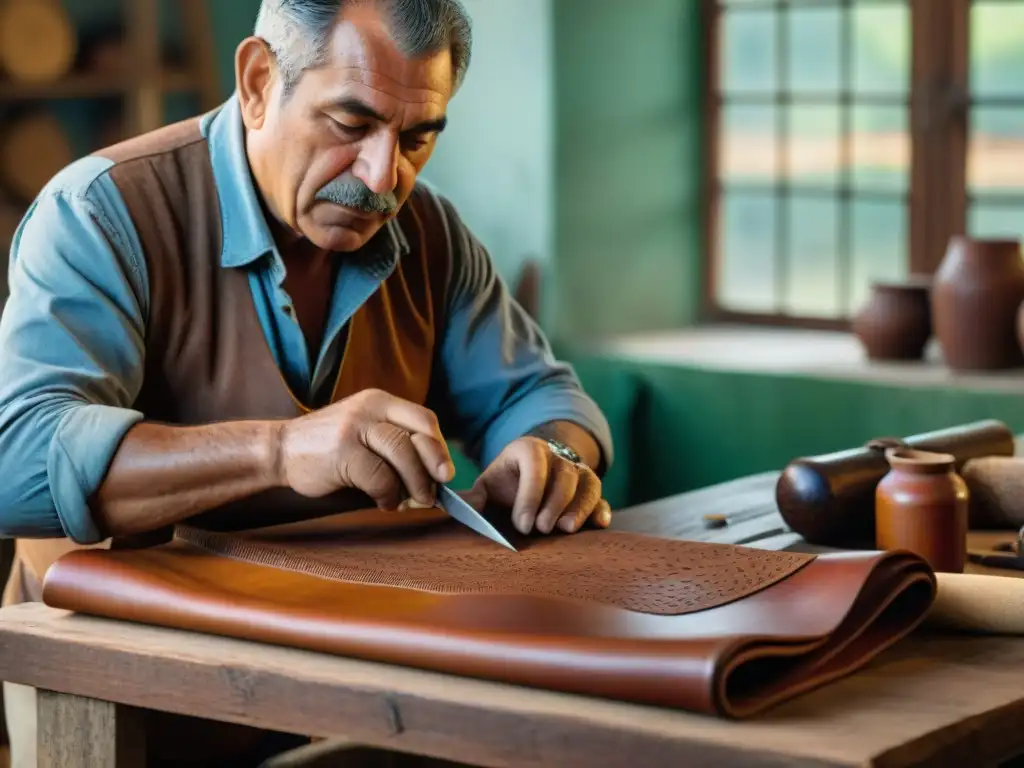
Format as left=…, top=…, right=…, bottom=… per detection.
left=14, top=117, right=451, bottom=587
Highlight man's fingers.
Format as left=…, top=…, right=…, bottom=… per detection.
left=557, top=472, right=606, bottom=533
left=379, top=395, right=453, bottom=481
left=353, top=390, right=453, bottom=484
left=510, top=442, right=549, bottom=534
left=375, top=390, right=443, bottom=438
left=535, top=463, right=579, bottom=534
left=409, top=433, right=454, bottom=484
left=593, top=498, right=613, bottom=528
left=344, top=445, right=405, bottom=509
left=361, top=422, right=435, bottom=506
left=358, top=391, right=454, bottom=481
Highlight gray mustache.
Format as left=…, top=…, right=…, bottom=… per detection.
left=315, top=175, right=398, bottom=215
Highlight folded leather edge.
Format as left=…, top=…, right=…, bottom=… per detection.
left=716, top=551, right=937, bottom=718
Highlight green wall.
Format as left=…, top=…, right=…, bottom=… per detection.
left=206, top=1, right=261, bottom=95
left=551, top=0, right=705, bottom=341
left=423, top=0, right=554, bottom=283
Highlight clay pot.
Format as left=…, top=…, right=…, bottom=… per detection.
left=931, top=237, right=1024, bottom=370
left=852, top=277, right=932, bottom=361
left=876, top=448, right=969, bottom=573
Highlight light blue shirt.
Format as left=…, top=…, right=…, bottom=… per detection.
left=0, top=96, right=612, bottom=544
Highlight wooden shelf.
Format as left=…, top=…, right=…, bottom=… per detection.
left=0, top=70, right=196, bottom=101
left=0, top=0, right=219, bottom=208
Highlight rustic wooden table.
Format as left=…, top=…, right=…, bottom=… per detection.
left=2, top=468, right=1024, bottom=767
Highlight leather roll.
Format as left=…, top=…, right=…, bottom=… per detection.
left=42, top=508, right=936, bottom=719
left=776, top=420, right=1015, bottom=547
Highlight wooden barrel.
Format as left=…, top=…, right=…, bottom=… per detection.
left=0, top=112, right=74, bottom=202
left=0, top=0, right=78, bottom=83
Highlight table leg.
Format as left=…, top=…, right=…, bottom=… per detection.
left=36, top=690, right=146, bottom=768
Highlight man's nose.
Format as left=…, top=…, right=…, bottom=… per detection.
left=353, top=133, right=399, bottom=195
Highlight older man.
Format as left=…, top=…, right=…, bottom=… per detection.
left=0, top=0, right=612, bottom=764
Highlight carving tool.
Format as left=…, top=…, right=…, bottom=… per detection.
left=436, top=484, right=518, bottom=551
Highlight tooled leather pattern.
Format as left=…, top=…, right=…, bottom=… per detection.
left=176, top=521, right=815, bottom=616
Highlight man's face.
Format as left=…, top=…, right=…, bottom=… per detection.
left=244, top=4, right=453, bottom=252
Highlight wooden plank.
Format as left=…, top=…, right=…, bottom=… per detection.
left=1, top=604, right=1024, bottom=767
left=36, top=690, right=146, bottom=768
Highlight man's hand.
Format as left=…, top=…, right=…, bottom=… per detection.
left=466, top=436, right=612, bottom=535
left=275, top=388, right=454, bottom=509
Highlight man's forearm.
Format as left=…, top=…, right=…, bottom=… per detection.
left=92, top=418, right=602, bottom=539
left=92, top=420, right=283, bottom=538
left=529, top=420, right=603, bottom=473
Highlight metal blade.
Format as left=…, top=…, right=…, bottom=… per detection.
left=436, top=485, right=518, bottom=551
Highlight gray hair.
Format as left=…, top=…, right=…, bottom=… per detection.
left=255, top=0, right=472, bottom=94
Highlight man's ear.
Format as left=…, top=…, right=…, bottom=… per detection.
left=235, top=36, right=276, bottom=130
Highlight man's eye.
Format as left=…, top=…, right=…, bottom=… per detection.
left=330, top=119, right=365, bottom=139
left=401, top=134, right=430, bottom=152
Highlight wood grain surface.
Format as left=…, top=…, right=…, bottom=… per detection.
left=36, top=691, right=145, bottom=768
left=0, top=603, right=1023, bottom=767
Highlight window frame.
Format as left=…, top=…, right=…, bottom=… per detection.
left=700, top=0, right=972, bottom=330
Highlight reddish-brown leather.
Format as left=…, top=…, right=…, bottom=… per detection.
left=42, top=508, right=937, bottom=719
left=175, top=510, right=816, bottom=615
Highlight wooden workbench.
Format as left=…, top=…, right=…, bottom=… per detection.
left=1, top=469, right=1023, bottom=767
left=2, top=599, right=1024, bottom=768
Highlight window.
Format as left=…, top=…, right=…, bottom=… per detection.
left=704, top=0, right=1024, bottom=328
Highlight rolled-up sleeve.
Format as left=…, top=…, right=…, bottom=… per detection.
left=0, top=163, right=148, bottom=542
left=430, top=193, right=613, bottom=471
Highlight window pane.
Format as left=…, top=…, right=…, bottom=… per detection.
left=851, top=105, right=909, bottom=191
left=720, top=104, right=777, bottom=184
left=717, top=193, right=778, bottom=312
left=787, top=5, right=841, bottom=94
left=785, top=196, right=840, bottom=317
left=969, top=107, right=1024, bottom=197
left=852, top=3, right=910, bottom=94
left=787, top=105, right=840, bottom=188
left=971, top=3, right=1024, bottom=97
left=850, top=198, right=907, bottom=311
left=721, top=9, right=777, bottom=93
left=969, top=203, right=1024, bottom=239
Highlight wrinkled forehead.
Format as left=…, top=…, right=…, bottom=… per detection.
left=308, top=10, right=454, bottom=112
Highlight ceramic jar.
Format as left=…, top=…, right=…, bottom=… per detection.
left=876, top=448, right=969, bottom=573
left=931, top=237, right=1024, bottom=370
left=852, top=278, right=932, bottom=361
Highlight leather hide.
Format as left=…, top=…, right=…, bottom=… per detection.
left=41, top=507, right=936, bottom=719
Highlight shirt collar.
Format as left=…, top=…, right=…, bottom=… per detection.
left=203, top=94, right=409, bottom=272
